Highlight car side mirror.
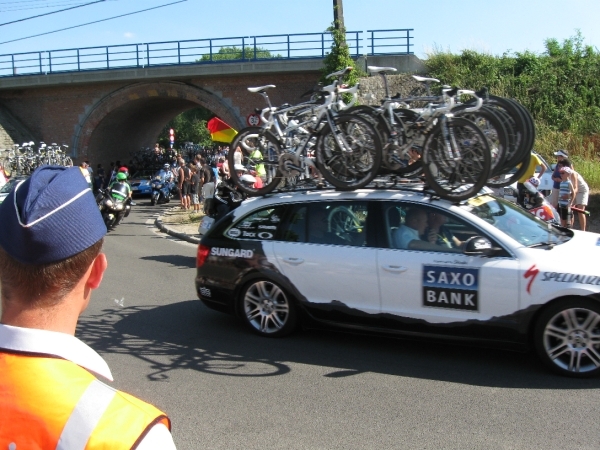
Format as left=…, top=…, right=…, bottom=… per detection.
left=463, top=236, right=501, bottom=256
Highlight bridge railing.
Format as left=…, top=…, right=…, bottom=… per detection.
left=0, top=29, right=413, bottom=78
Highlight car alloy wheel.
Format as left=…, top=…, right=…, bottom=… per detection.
left=535, top=299, right=600, bottom=377
left=241, top=280, right=296, bottom=337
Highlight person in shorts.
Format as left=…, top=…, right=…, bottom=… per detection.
left=557, top=167, right=575, bottom=228
left=551, top=149, right=568, bottom=208
left=190, top=164, right=201, bottom=212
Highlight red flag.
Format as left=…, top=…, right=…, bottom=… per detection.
left=207, top=117, right=237, bottom=143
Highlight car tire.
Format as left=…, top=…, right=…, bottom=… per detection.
left=534, top=298, right=600, bottom=378
left=239, top=279, right=297, bottom=337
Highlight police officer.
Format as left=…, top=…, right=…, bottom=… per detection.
left=0, top=166, right=176, bottom=449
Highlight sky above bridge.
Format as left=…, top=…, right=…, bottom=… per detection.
left=0, top=0, right=598, bottom=58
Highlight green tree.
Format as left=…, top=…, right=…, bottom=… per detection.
left=320, top=21, right=361, bottom=86
left=158, top=107, right=213, bottom=149
left=198, top=46, right=279, bottom=62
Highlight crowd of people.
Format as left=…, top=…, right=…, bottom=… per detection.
left=147, top=143, right=260, bottom=218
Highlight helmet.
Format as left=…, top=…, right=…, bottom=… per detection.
left=523, top=181, right=537, bottom=195
left=164, top=163, right=170, bottom=169
left=118, top=166, right=129, bottom=177
left=233, top=164, right=247, bottom=173
left=528, top=177, right=540, bottom=188
left=116, top=172, right=128, bottom=181
left=239, top=174, right=256, bottom=187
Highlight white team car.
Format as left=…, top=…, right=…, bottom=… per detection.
left=195, top=187, right=600, bottom=378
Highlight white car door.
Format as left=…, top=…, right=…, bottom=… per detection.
left=272, top=201, right=380, bottom=315
left=378, top=202, right=521, bottom=324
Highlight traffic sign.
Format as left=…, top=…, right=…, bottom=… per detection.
left=247, top=114, right=260, bottom=126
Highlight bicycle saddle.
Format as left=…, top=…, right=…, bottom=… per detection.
left=367, top=66, right=397, bottom=74
left=247, top=85, right=276, bottom=93
left=412, top=75, right=440, bottom=83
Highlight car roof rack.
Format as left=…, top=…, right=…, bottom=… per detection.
left=252, top=176, right=481, bottom=204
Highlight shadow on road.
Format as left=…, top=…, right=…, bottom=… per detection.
left=76, top=301, right=600, bottom=390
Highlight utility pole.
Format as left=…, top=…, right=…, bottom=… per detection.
left=333, top=0, right=345, bottom=30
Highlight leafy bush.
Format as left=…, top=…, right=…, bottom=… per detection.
left=425, top=31, right=600, bottom=187
left=198, top=46, right=279, bottom=62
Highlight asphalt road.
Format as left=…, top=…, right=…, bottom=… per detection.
left=81, top=202, right=600, bottom=450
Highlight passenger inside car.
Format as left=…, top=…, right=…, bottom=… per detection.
left=308, top=205, right=347, bottom=246
left=422, top=210, right=463, bottom=249
left=393, top=207, right=462, bottom=252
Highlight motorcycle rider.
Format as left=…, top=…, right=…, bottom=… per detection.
left=158, top=163, right=175, bottom=183
left=108, top=171, right=133, bottom=218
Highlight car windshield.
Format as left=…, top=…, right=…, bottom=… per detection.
left=460, top=194, right=571, bottom=247
left=1, top=183, right=13, bottom=194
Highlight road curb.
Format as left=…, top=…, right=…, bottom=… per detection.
left=155, top=209, right=201, bottom=244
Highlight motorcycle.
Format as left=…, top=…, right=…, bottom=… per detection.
left=150, top=175, right=174, bottom=206
left=96, top=185, right=133, bottom=230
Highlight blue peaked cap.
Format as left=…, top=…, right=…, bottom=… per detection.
left=0, top=166, right=107, bottom=264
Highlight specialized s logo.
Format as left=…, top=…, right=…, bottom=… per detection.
left=524, top=264, right=539, bottom=294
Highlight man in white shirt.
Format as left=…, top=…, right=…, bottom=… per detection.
left=0, top=166, right=176, bottom=449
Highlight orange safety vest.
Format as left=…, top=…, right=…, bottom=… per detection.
left=0, top=351, right=171, bottom=449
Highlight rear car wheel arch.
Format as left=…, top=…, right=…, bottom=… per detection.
left=237, top=277, right=298, bottom=337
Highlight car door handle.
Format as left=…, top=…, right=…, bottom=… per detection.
left=282, top=257, right=304, bottom=265
left=382, top=265, right=408, bottom=273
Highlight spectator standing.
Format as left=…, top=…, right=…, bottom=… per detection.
left=550, top=149, right=568, bottom=208
left=560, top=158, right=589, bottom=230
left=0, top=166, right=175, bottom=449
left=177, top=158, right=191, bottom=210
left=201, top=157, right=216, bottom=215
left=79, top=161, right=93, bottom=189
left=557, top=167, right=575, bottom=228
left=233, top=145, right=243, bottom=166
left=95, top=163, right=106, bottom=191
left=190, top=163, right=201, bottom=212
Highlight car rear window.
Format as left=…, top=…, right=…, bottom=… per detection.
left=226, top=205, right=286, bottom=240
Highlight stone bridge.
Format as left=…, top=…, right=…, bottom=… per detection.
left=0, top=55, right=424, bottom=165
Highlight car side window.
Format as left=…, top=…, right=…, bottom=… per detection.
left=386, top=202, right=481, bottom=253
left=226, top=206, right=286, bottom=241
left=282, top=205, right=307, bottom=243
left=307, top=201, right=368, bottom=246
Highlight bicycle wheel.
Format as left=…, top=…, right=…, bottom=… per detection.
left=422, top=117, right=491, bottom=201
left=453, top=104, right=509, bottom=177
left=315, top=114, right=382, bottom=190
left=486, top=149, right=532, bottom=188
left=466, top=94, right=527, bottom=173
left=227, top=127, right=284, bottom=196
left=390, top=108, right=426, bottom=177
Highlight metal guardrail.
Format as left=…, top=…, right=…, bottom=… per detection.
left=0, top=29, right=413, bottom=78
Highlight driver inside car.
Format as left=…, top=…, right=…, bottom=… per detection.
left=394, top=207, right=462, bottom=252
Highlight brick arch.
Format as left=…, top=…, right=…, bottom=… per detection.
left=73, top=81, right=243, bottom=165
